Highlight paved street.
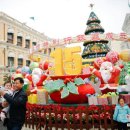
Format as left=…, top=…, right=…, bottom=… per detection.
left=0, top=121, right=115, bottom=130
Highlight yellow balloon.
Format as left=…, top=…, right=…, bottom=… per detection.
left=119, top=49, right=130, bottom=62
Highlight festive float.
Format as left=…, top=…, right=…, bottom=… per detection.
left=10, top=10, right=130, bottom=105
left=7, top=9, right=130, bottom=130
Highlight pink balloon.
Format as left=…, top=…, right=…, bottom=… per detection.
left=106, top=51, right=119, bottom=64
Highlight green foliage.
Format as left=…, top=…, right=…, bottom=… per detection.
left=119, top=63, right=127, bottom=85
left=44, top=79, right=64, bottom=93
left=74, top=78, right=85, bottom=85
left=61, top=87, right=69, bottom=99
left=67, top=82, right=79, bottom=94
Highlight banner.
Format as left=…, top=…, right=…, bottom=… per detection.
left=29, top=33, right=130, bottom=54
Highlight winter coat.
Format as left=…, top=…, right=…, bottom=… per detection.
left=113, top=104, right=130, bottom=123
left=4, top=89, right=27, bottom=125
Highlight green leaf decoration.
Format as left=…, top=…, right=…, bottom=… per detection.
left=74, top=78, right=85, bottom=85
left=53, top=79, right=65, bottom=90
left=44, top=79, right=65, bottom=93
left=44, top=81, right=54, bottom=93
left=67, top=82, right=79, bottom=95
left=61, top=86, right=69, bottom=99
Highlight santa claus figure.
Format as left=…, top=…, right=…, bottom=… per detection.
left=92, top=61, right=122, bottom=93
left=31, top=68, right=47, bottom=92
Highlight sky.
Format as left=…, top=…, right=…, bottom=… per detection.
left=0, top=0, right=130, bottom=39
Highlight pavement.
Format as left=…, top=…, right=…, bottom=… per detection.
left=0, top=121, right=115, bottom=130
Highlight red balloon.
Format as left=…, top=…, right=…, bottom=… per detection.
left=16, top=68, right=22, bottom=73
left=39, top=61, right=49, bottom=70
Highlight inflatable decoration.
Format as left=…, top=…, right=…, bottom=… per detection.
left=92, top=61, right=121, bottom=93
left=32, top=68, right=43, bottom=86
left=124, top=62, right=130, bottom=92
left=39, top=61, right=49, bottom=70
left=21, top=66, right=31, bottom=76
left=44, top=76, right=95, bottom=104
left=23, top=78, right=30, bottom=91
left=124, top=74, right=130, bottom=92
left=42, top=47, right=96, bottom=103
left=119, top=49, right=130, bottom=62
left=93, top=57, right=105, bottom=69
left=16, top=68, right=22, bottom=74
left=29, top=62, right=39, bottom=70
left=32, top=68, right=47, bottom=89
left=106, top=51, right=119, bottom=64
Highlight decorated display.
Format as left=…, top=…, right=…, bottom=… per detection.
left=44, top=77, right=95, bottom=103
left=10, top=45, right=130, bottom=104
left=82, top=11, right=110, bottom=61
left=7, top=10, right=130, bottom=105
left=92, top=61, right=121, bottom=93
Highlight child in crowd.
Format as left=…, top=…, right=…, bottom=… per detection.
left=113, top=97, right=130, bottom=130
left=0, top=81, right=13, bottom=125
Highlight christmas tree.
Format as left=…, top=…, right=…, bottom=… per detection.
left=82, top=11, right=110, bottom=64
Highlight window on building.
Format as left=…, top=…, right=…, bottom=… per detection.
left=25, top=39, right=30, bottom=48
left=7, top=33, right=13, bottom=43
left=8, top=57, right=14, bottom=66
left=17, top=36, right=22, bottom=46
left=32, top=42, right=37, bottom=46
left=26, top=60, right=30, bottom=66
left=18, top=58, right=23, bottom=67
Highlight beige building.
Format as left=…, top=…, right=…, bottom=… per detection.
left=122, top=13, right=130, bottom=35
left=0, top=12, right=54, bottom=84
left=0, top=11, right=53, bottom=68
left=121, top=13, right=130, bottom=50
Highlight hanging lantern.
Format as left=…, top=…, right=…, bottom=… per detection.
left=119, top=49, right=130, bottom=62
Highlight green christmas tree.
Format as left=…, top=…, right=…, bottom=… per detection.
left=82, top=11, right=110, bottom=64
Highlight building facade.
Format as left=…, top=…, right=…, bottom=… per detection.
left=0, top=11, right=52, bottom=69
left=121, top=13, right=130, bottom=50
left=122, top=13, right=130, bottom=34
left=0, top=12, right=55, bottom=84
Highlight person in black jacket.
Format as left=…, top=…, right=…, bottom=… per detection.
left=0, top=77, right=27, bottom=130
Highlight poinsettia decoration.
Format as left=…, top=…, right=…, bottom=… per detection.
left=44, top=77, right=95, bottom=103
left=26, top=103, right=117, bottom=128
left=44, top=78, right=84, bottom=99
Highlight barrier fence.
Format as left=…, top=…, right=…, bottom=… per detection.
left=25, top=103, right=120, bottom=130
